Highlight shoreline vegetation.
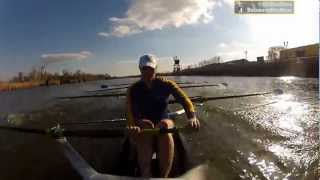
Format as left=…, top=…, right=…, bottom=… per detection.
left=0, top=81, right=41, bottom=91
left=1, top=58, right=318, bottom=92
left=0, top=71, right=111, bottom=92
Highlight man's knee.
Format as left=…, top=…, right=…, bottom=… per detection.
left=158, top=119, right=175, bottom=129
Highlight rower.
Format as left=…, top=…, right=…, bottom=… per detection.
left=126, top=54, right=200, bottom=178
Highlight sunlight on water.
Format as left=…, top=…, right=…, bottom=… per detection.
left=278, top=76, right=297, bottom=84
left=247, top=152, right=288, bottom=180
left=267, top=143, right=303, bottom=167
left=270, top=94, right=305, bottom=133
left=267, top=144, right=291, bottom=160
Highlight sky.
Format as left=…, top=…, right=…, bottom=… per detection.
left=0, top=0, right=319, bottom=81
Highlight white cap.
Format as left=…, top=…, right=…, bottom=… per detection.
left=139, top=54, right=157, bottom=70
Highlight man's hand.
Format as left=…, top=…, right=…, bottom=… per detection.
left=188, top=116, right=200, bottom=129
left=127, top=126, right=141, bottom=136
left=127, top=119, right=154, bottom=137
left=137, top=119, right=155, bottom=129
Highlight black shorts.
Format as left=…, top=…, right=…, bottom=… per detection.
left=150, top=112, right=170, bottom=125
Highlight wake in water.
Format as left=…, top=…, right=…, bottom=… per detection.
left=187, top=95, right=319, bottom=180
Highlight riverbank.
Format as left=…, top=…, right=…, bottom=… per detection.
left=0, top=79, right=75, bottom=92
left=174, top=58, right=319, bottom=78
left=0, top=82, right=41, bottom=91
left=0, top=78, right=106, bottom=92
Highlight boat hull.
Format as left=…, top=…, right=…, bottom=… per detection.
left=56, top=132, right=209, bottom=180
left=113, top=132, right=192, bottom=178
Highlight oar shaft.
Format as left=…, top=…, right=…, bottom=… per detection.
left=89, top=84, right=217, bottom=93
left=57, top=92, right=126, bottom=99
left=60, top=91, right=270, bottom=101
left=88, top=86, right=130, bottom=93
left=61, top=109, right=185, bottom=126
left=0, top=125, right=47, bottom=134
left=100, top=81, right=198, bottom=88
left=63, top=127, right=183, bottom=138
left=181, top=84, right=218, bottom=88
left=62, top=118, right=127, bottom=125
left=199, top=92, right=270, bottom=102
left=168, top=92, right=272, bottom=104
left=63, top=128, right=126, bottom=138
left=0, top=125, right=186, bottom=138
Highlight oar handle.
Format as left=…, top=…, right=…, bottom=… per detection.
left=141, top=127, right=179, bottom=135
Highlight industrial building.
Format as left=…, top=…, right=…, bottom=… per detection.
left=268, top=46, right=286, bottom=61
left=280, top=43, right=319, bottom=62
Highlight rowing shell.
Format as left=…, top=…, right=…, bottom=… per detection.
left=56, top=135, right=207, bottom=180
left=56, top=109, right=208, bottom=180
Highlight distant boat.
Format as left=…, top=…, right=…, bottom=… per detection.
left=101, top=85, right=109, bottom=89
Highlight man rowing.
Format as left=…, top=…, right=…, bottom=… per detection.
left=126, top=54, right=200, bottom=178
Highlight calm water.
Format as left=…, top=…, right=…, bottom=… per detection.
left=0, top=76, right=318, bottom=180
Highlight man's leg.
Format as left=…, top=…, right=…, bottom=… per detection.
left=135, top=134, right=154, bottom=177
left=133, top=119, right=155, bottom=177
left=156, top=119, right=175, bottom=178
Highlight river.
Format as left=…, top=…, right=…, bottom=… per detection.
left=0, top=76, right=318, bottom=180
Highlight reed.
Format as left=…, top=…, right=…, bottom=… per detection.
left=0, top=82, right=40, bottom=91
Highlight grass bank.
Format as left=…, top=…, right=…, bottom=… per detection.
left=0, top=82, right=41, bottom=91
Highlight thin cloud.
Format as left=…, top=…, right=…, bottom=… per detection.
left=219, top=43, right=228, bottom=48
left=245, top=0, right=319, bottom=47
left=41, top=51, right=92, bottom=65
left=115, top=60, right=136, bottom=64
left=97, top=32, right=110, bottom=37
left=99, top=0, right=216, bottom=38
left=215, top=41, right=267, bottom=61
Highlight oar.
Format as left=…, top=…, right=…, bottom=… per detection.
left=58, top=84, right=221, bottom=99
left=88, top=86, right=130, bottom=92
left=99, top=81, right=209, bottom=89
left=59, top=89, right=281, bottom=126
left=0, top=125, right=192, bottom=138
left=57, top=92, right=127, bottom=99
left=62, top=126, right=191, bottom=137
left=58, top=89, right=283, bottom=102
left=86, top=83, right=220, bottom=93
left=168, top=89, right=283, bottom=104
left=0, top=125, right=47, bottom=135
left=62, top=118, right=127, bottom=126
left=61, top=109, right=186, bottom=126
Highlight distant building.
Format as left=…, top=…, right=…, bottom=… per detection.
left=224, top=59, right=249, bottom=64
left=173, top=56, right=181, bottom=73
left=257, top=56, right=264, bottom=64
left=18, top=72, right=24, bottom=82
left=268, top=46, right=285, bottom=62
left=280, top=43, right=319, bottom=63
